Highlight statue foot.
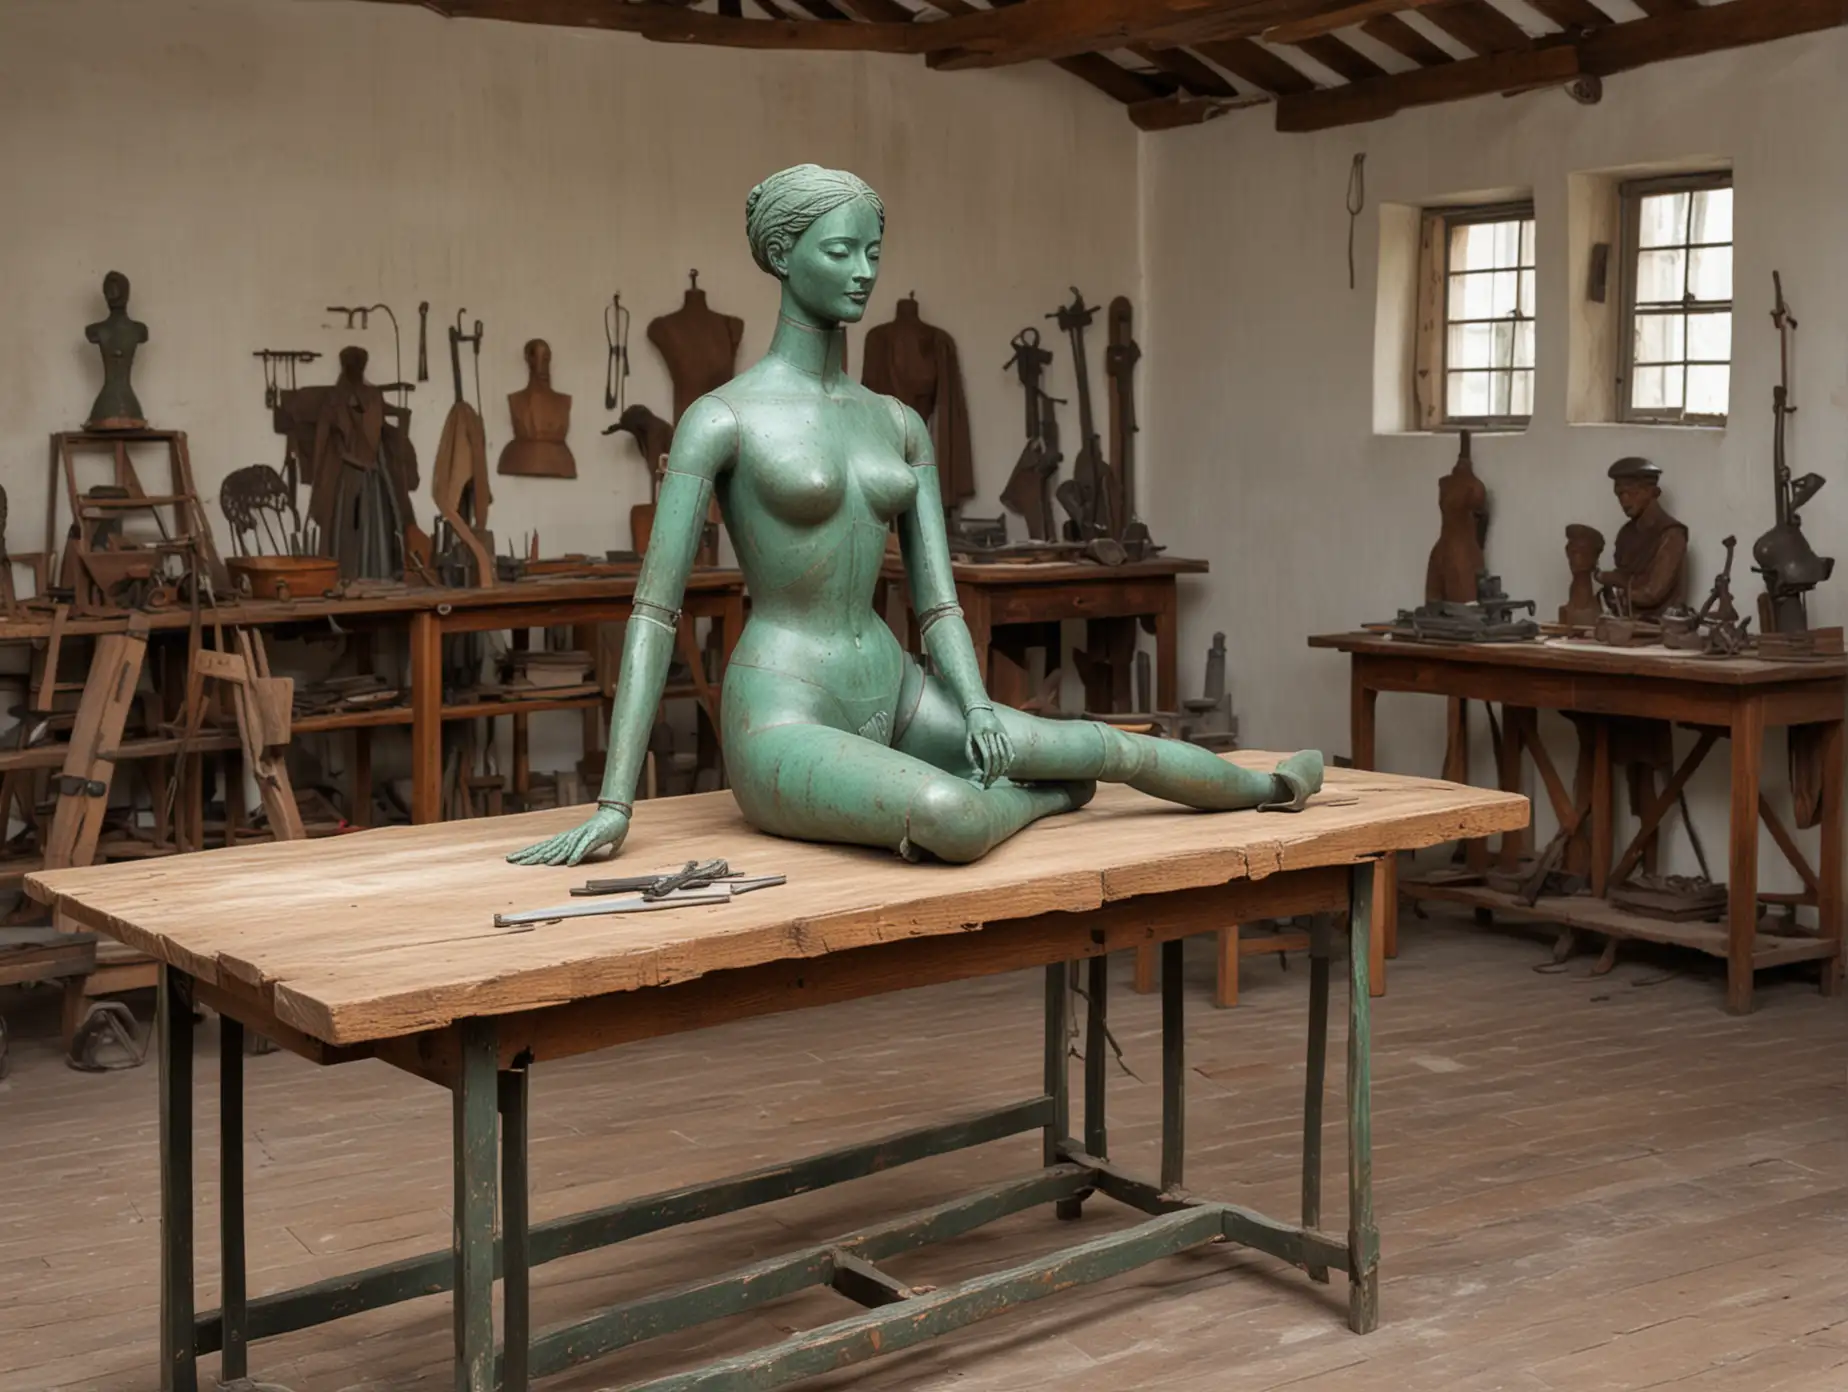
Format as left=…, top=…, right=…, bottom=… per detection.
left=1259, top=750, right=1325, bottom=814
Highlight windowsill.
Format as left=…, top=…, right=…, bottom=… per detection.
left=1374, top=428, right=1530, bottom=440
left=1567, top=420, right=1728, bottom=433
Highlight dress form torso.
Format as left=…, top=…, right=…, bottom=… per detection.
left=1426, top=440, right=1487, bottom=604
left=648, top=284, right=745, bottom=423
left=860, top=295, right=974, bottom=505
left=84, top=308, right=149, bottom=430
left=499, top=381, right=576, bottom=478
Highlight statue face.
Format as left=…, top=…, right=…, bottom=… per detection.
left=527, top=339, right=551, bottom=375
left=103, top=272, right=130, bottom=310
left=1565, top=537, right=1600, bottom=572
left=1613, top=479, right=1658, bottom=519
left=776, top=199, right=882, bottom=325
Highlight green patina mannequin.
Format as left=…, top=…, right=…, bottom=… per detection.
left=84, top=270, right=149, bottom=431
left=513, top=165, right=1322, bottom=868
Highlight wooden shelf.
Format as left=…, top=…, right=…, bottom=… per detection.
left=1404, top=879, right=1839, bottom=969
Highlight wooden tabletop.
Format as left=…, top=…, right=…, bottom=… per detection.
left=29, top=756, right=1524, bottom=1047
left=949, top=556, right=1208, bottom=583
left=0, top=570, right=746, bottom=642
left=1308, top=632, right=1848, bottom=687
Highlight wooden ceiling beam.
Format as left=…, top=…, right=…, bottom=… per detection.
left=1292, top=33, right=1391, bottom=81
left=1277, top=0, right=1848, bottom=132
left=1631, top=0, right=1702, bottom=15
left=1131, top=44, right=1243, bottom=96
left=1579, top=0, right=1848, bottom=75
left=1264, top=0, right=1445, bottom=44
left=391, top=0, right=923, bottom=50
left=1277, top=41, right=1577, bottom=129
left=1417, top=1, right=1533, bottom=55
left=1054, top=52, right=1176, bottom=104
left=1191, top=37, right=1320, bottom=94
left=1129, top=89, right=1271, bottom=129
left=1360, top=13, right=1455, bottom=65
left=1524, top=0, right=1613, bottom=32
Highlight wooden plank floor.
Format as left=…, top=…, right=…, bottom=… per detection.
left=2, top=910, right=1845, bottom=1392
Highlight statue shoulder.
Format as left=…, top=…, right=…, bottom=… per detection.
left=670, top=393, right=743, bottom=476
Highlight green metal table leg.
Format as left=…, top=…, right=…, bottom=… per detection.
left=1303, top=914, right=1332, bottom=1284
left=158, top=966, right=199, bottom=1392
left=454, top=1019, right=499, bottom=1392
left=1160, top=938, right=1184, bottom=1192
left=1047, top=964, right=1087, bottom=1221
left=1083, top=954, right=1108, bottom=1160
left=499, top=1066, right=531, bottom=1392
left=1042, top=963, right=1067, bottom=1167
left=1346, top=865, right=1380, bottom=1332
left=219, top=1015, right=248, bottom=1382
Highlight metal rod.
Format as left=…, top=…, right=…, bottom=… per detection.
left=1042, top=964, right=1067, bottom=1168
left=621, top=1208, right=1228, bottom=1392
left=517, top=1168, right=1092, bottom=1384
left=499, top=1068, right=530, bottom=1392
left=192, top=1098, right=1054, bottom=1353
left=159, top=966, right=199, bottom=1392
left=1303, top=914, right=1332, bottom=1284
left=1160, top=938, right=1185, bottom=1192
left=453, top=1019, right=498, bottom=1392
left=219, top=1016, right=248, bottom=1381
left=1347, top=864, right=1380, bottom=1333
left=1083, top=954, right=1109, bottom=1160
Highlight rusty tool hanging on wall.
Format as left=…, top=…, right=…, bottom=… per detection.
left=1104, top=297, right=1156, bottom=561
left=253, top=349, right=321, bottom=411
left=999, top=327, right=1062, bottom=542
left=605, top=291, right=631, bottom=413
left=1048, top=288, right=1119, bottom=546
left=417, top=300, right=430, bottom=383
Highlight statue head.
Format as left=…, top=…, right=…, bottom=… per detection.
left=524, top=337, right=551, bottom=380
left=338, top=345, right=370, bottom=381
left=1608, top=457, right=1662, bottom=520
left=102, top=270, right=130, bottom=311
left=1564, top=523, right=1605, bottom=574
left=745, top=164, right=885, bottom=325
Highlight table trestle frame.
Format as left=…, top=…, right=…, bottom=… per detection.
left=157, top=861, right=1379, bottom=1392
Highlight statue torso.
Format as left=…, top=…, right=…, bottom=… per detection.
left=714, top=364, right=917, bottom=696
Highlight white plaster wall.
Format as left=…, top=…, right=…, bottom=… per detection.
left=0, top=0, right=1140, bottom=563
left=1142, top=31, right=1848, bottom=878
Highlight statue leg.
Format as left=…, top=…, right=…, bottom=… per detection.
left=895, top=670, right=1322, bottom=811
left=728, top=718, right=1086, bottom=863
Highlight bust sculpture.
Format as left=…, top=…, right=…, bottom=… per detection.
left=498, top=338, right=577, bottom=478
left=1596, top=457, right=1687, bottom=620
left=1560, top=524, right=1605, bottom=628
left=84, top=270, right=149, bottom=430
left=513, top=165, right=1322, bottom=868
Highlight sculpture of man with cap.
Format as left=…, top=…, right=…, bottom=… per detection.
left=1596, top=458, right=1687, bottom=619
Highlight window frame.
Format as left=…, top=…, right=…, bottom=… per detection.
left=1616, top=169, right=1734, bottom=426
left=1428, top=199, right=1538, bottom=432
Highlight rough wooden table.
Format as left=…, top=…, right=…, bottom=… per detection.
left=1309, top=631, right=1846, bottom=1013
left=30, top=757, right=1524, bottom=1392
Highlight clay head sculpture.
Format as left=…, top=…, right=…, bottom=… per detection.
left=511, top=166, right=1323, bottom=868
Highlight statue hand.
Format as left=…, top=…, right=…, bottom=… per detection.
left=964, top=706, right=1014, bottom=787
left=507, top=805, right=631, bottom=867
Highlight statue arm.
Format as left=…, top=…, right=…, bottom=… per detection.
left=893, top=402, right=1011, bottom=784
left=509, top=396, right=733, bottom=865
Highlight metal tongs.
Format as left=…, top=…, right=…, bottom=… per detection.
left=494, top=859, right=787, bottom=930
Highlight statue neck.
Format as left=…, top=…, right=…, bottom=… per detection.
left=769, top=294, right=846, bottom=386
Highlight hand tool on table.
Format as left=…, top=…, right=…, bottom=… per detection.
left=495, top=869, right=786, bottom=930
left=573, top=858, right=731, bottom=898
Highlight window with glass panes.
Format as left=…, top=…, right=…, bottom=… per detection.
left=1442, top=205, right=1536, bottom=427
left=1620, top=172, right=1733, bottom=424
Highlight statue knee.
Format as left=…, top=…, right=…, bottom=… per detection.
left=1094, top=725, right=1152, bottom=782
left=902, top=777, right=993, bottom=864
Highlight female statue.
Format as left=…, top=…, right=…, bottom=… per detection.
left=513, top=165, right=1321, bottom=868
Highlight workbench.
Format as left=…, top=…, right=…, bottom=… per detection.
left=1309, top=632, right=1846, bottom=1013
left=29, top=758, right=1521, bottom=1392
left=3, top=572, right=746, bottom=1049
left=885, top=556, right=1208, bottom=712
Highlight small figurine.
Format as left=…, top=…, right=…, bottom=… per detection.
left=498, top=338, right=577, bottom=479
left=84, top=271, right=149, bottom=430
left=1425, top=430, right=1487, bottom=604
left=1559, top=524, right=1605, bottom=628
left=1596, top=458, right=1687, bottom=621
